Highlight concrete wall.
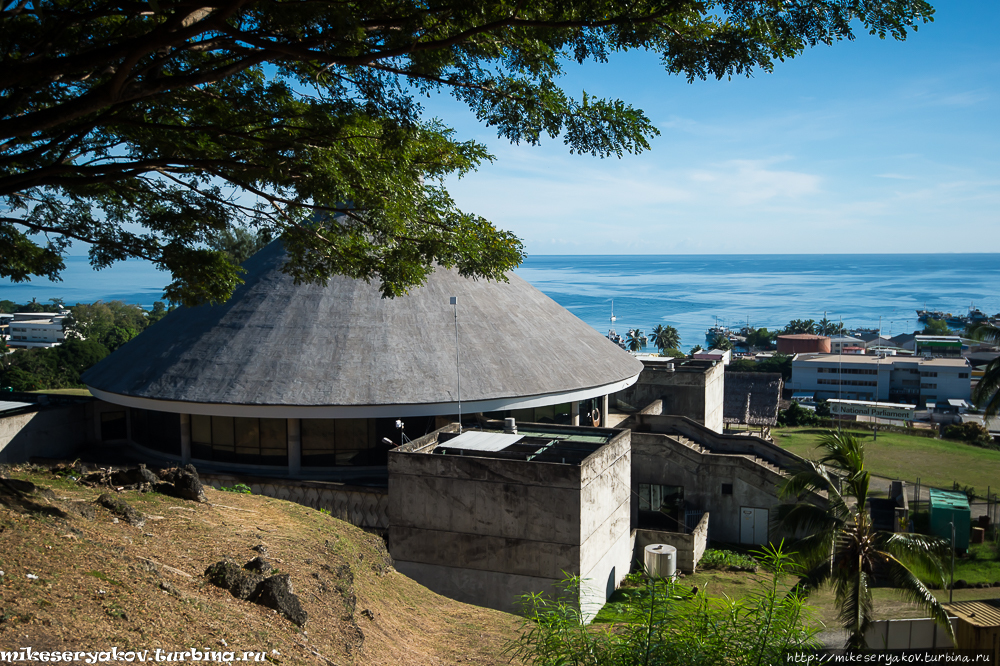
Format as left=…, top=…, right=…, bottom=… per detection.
left=200, top=472, right=389, bottom=530
left=631, top=431, right=792, bottom=544
left=613, top=361, right=724, bottom=433
left=0, top=404, right=91, bottom=464
left=632, top=511, right=709, bottom=573
left=388, top=430, right=632, bottom=620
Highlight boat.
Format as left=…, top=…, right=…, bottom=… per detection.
left=606, top=299, right=627, bottom=349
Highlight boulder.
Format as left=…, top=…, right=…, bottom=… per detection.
left=256, top=574, right=308, bottom=627
left=204, top=560, right=263, bottom=601
left=96, top=494, right=146, bottom=528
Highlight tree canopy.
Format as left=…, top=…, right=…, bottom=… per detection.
left=1, top=0, right=934, bottom=305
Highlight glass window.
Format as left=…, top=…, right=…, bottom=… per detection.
left=301, top=419, right=337, bottom=466
left=211, top=416, right=235, bottom=462
left=260, top=419, right=287, bottom=464
left=637, top=483, right=685, bottom=531
left=234, top=417, right=260, bottom=463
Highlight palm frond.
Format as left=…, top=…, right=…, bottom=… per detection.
left=836, top=568, right=874, bottom=649
left=972, top=354, right=1000, bottom=416
left=968, top=321, right=1000, bottom=345
left=878, top=533, right=950, bottom=587
left=775, top=502, right=843, bottom=541
left=817, top=431, right=865, bottom=474
left=881, top=552, right=955, bottom=645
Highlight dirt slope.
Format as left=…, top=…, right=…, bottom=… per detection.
left=0, top=467, right=522, bottom=665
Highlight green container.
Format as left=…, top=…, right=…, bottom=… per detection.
left=928, top=488, right=971, bottom=550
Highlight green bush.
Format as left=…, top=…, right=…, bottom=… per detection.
left=508, top=543, right=817, bottom=665
left=943, top=422, right=996, bottom=449
left=699, top=549, right=759, bottom=572
left=218, top=483, right=251, bottom=494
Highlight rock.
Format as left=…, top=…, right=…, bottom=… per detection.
left=993, top=581, right=1000, bottom=587
left=96, top=494, right=146, bottom=528
left=252, top=544, right=269, bottom=556
left=159, top=466, right=207, bottom=503
left=953, top=579, right=968, bottom=590
left=204, top=560, right=263, bottom=601
left=360, top=609, right=374, bottom=620
left=256, top=574, right=308, bottom=627
left=111, top=465, right=160, bottom=487
left=977, top=582, right=990, bottom=589
left=0, top=478, right=37, bottom=495
left=243, top=556, right=273, bottom=575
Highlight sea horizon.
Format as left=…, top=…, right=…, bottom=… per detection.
left=3, top=252, right=999, bottom=352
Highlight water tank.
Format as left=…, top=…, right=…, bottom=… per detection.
left=644, top=543, right=676, bottom=579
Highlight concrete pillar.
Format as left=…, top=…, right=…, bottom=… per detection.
left=180, top=413, right=191, bottom=464
left=601, top=394, right=610, bottom=427
left=571, top=401, right=580, bottom=427
left=287, top=418, right=301, bottom=476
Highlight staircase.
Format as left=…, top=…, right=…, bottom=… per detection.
left=667, top=432, right=787, bottom=478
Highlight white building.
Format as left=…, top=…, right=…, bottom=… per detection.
left=6, top=311, right=70, bottom=348
left=790, top=353, right=971, bottom=406
left=828, top=335, right=864, bottom=354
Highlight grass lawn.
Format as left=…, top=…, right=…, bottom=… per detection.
left=27, top=388, right=93, bottom=396
left=773, top=427, right=1000, bottom=493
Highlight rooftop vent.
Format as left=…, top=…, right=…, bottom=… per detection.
left=504, top=417, right=517, bottom=435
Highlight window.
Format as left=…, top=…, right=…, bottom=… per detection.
left=959, top=373, right=969, bottom=379
left=921, top=383, right=937, bottom=389
left=191, top=415, right=287, bottom=465
left=129, top=408, right=181, bottom=455
left=921, top=371, right=938, bottom=378
left=300, top=418, right=382, bottom=467
left=721, top=483, right=733, bottom=495
left=637, top=483, right=685, bottom=531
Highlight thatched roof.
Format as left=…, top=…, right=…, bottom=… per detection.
left=723, top=372, right=783, bottom=426
left=83, top=241, right=642, bottom=417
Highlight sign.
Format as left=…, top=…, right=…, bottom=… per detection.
left=828, top=400, right=914, bottom=421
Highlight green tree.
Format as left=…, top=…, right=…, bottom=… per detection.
left=816, top=317, right=845, bottom=336
left=746, top=327, right=777, bottom=350
left=2, top=0, right=934, bottom=306
left=147, top=301, right=173, bottom=326
left=777, top=401, right=819, bottom=427
left=690, top=345, right=703, bottom=354
left=662, top=347, right=685, bottom=358
left=626, top=329, right=647, bottom=353
left=649, top=324, right=680, bottom=353
left=784, top=319, right=818, bottom=335
left=778, top=431, right=953, bottom=649
left=68, top=300, right=150, bottom=351
left=922, top=318, right=952, bottom=336
left=710, top=333, right=733, bottom=351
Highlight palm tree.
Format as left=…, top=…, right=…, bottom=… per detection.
left=625, top=328, right=647, bottom=352
left=649, top=324, right=680, bottom=353
left=969, top=322, right=1000, bottom=415
left=710, top=332, right=733, bottom=351
left=778, top=431, right=953, bottom=649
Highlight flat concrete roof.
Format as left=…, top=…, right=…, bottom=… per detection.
left=432, top=425, right=616, bottom=465
left=83, top=241, right=642, bottom=417
left=794, top=354, right=969, bottom=367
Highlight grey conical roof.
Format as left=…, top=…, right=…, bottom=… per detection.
left=83, top=241, right=641, bottom=416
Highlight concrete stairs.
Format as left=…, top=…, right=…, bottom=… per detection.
left=667, top=433, right=787, bottom=478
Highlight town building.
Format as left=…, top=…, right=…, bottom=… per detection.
left=5, top=311, right=70, bottom=348
left=790, top=353, right=971, bottom=406
left=828, top=334, right=864, bottom=354
left=914, top=335, right=964, bottom=358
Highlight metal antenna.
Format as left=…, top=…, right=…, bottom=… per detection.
left=450, top=296, right=462, bottom=433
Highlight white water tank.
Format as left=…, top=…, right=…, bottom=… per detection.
left=644, top=543, right=677, bottom=579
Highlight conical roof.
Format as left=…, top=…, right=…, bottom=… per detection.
left=83, top=241, right=642, bottom=417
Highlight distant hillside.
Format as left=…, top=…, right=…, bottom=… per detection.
left=0, top=466, right=520, bottom=665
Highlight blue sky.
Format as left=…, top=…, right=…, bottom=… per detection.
left=424, top=1, right=1000, bottom=256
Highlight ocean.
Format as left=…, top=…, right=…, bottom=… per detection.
left=3, top=254, right=999, bottom=351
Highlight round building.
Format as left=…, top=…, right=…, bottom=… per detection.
left=82, top=241, right=642, bottom=479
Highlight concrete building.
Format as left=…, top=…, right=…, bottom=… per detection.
left=611, top=358, right=724, bottom=433
left=790, top=353, right=971, bottom=406
left=776, top=334, right=830, bottom=355
left=389, top=422, right=631, bottom=620
left=723, top=372, right=782, bottom=430
left=914, top=335, right=964, bottom=358
left=6, top=311, right=69, bottom=348
left=829, top=335, right=864, bottom=354
left=80, top=240, right=643, bottom=480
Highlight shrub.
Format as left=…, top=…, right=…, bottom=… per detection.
left=943, top=422, right=996, bottom=449
left=699, top=549, right=759, bottom=572
left=218, top=483, right=252, bottom=494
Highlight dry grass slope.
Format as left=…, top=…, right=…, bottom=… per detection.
left=0, top=468, right=521, bottom=665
